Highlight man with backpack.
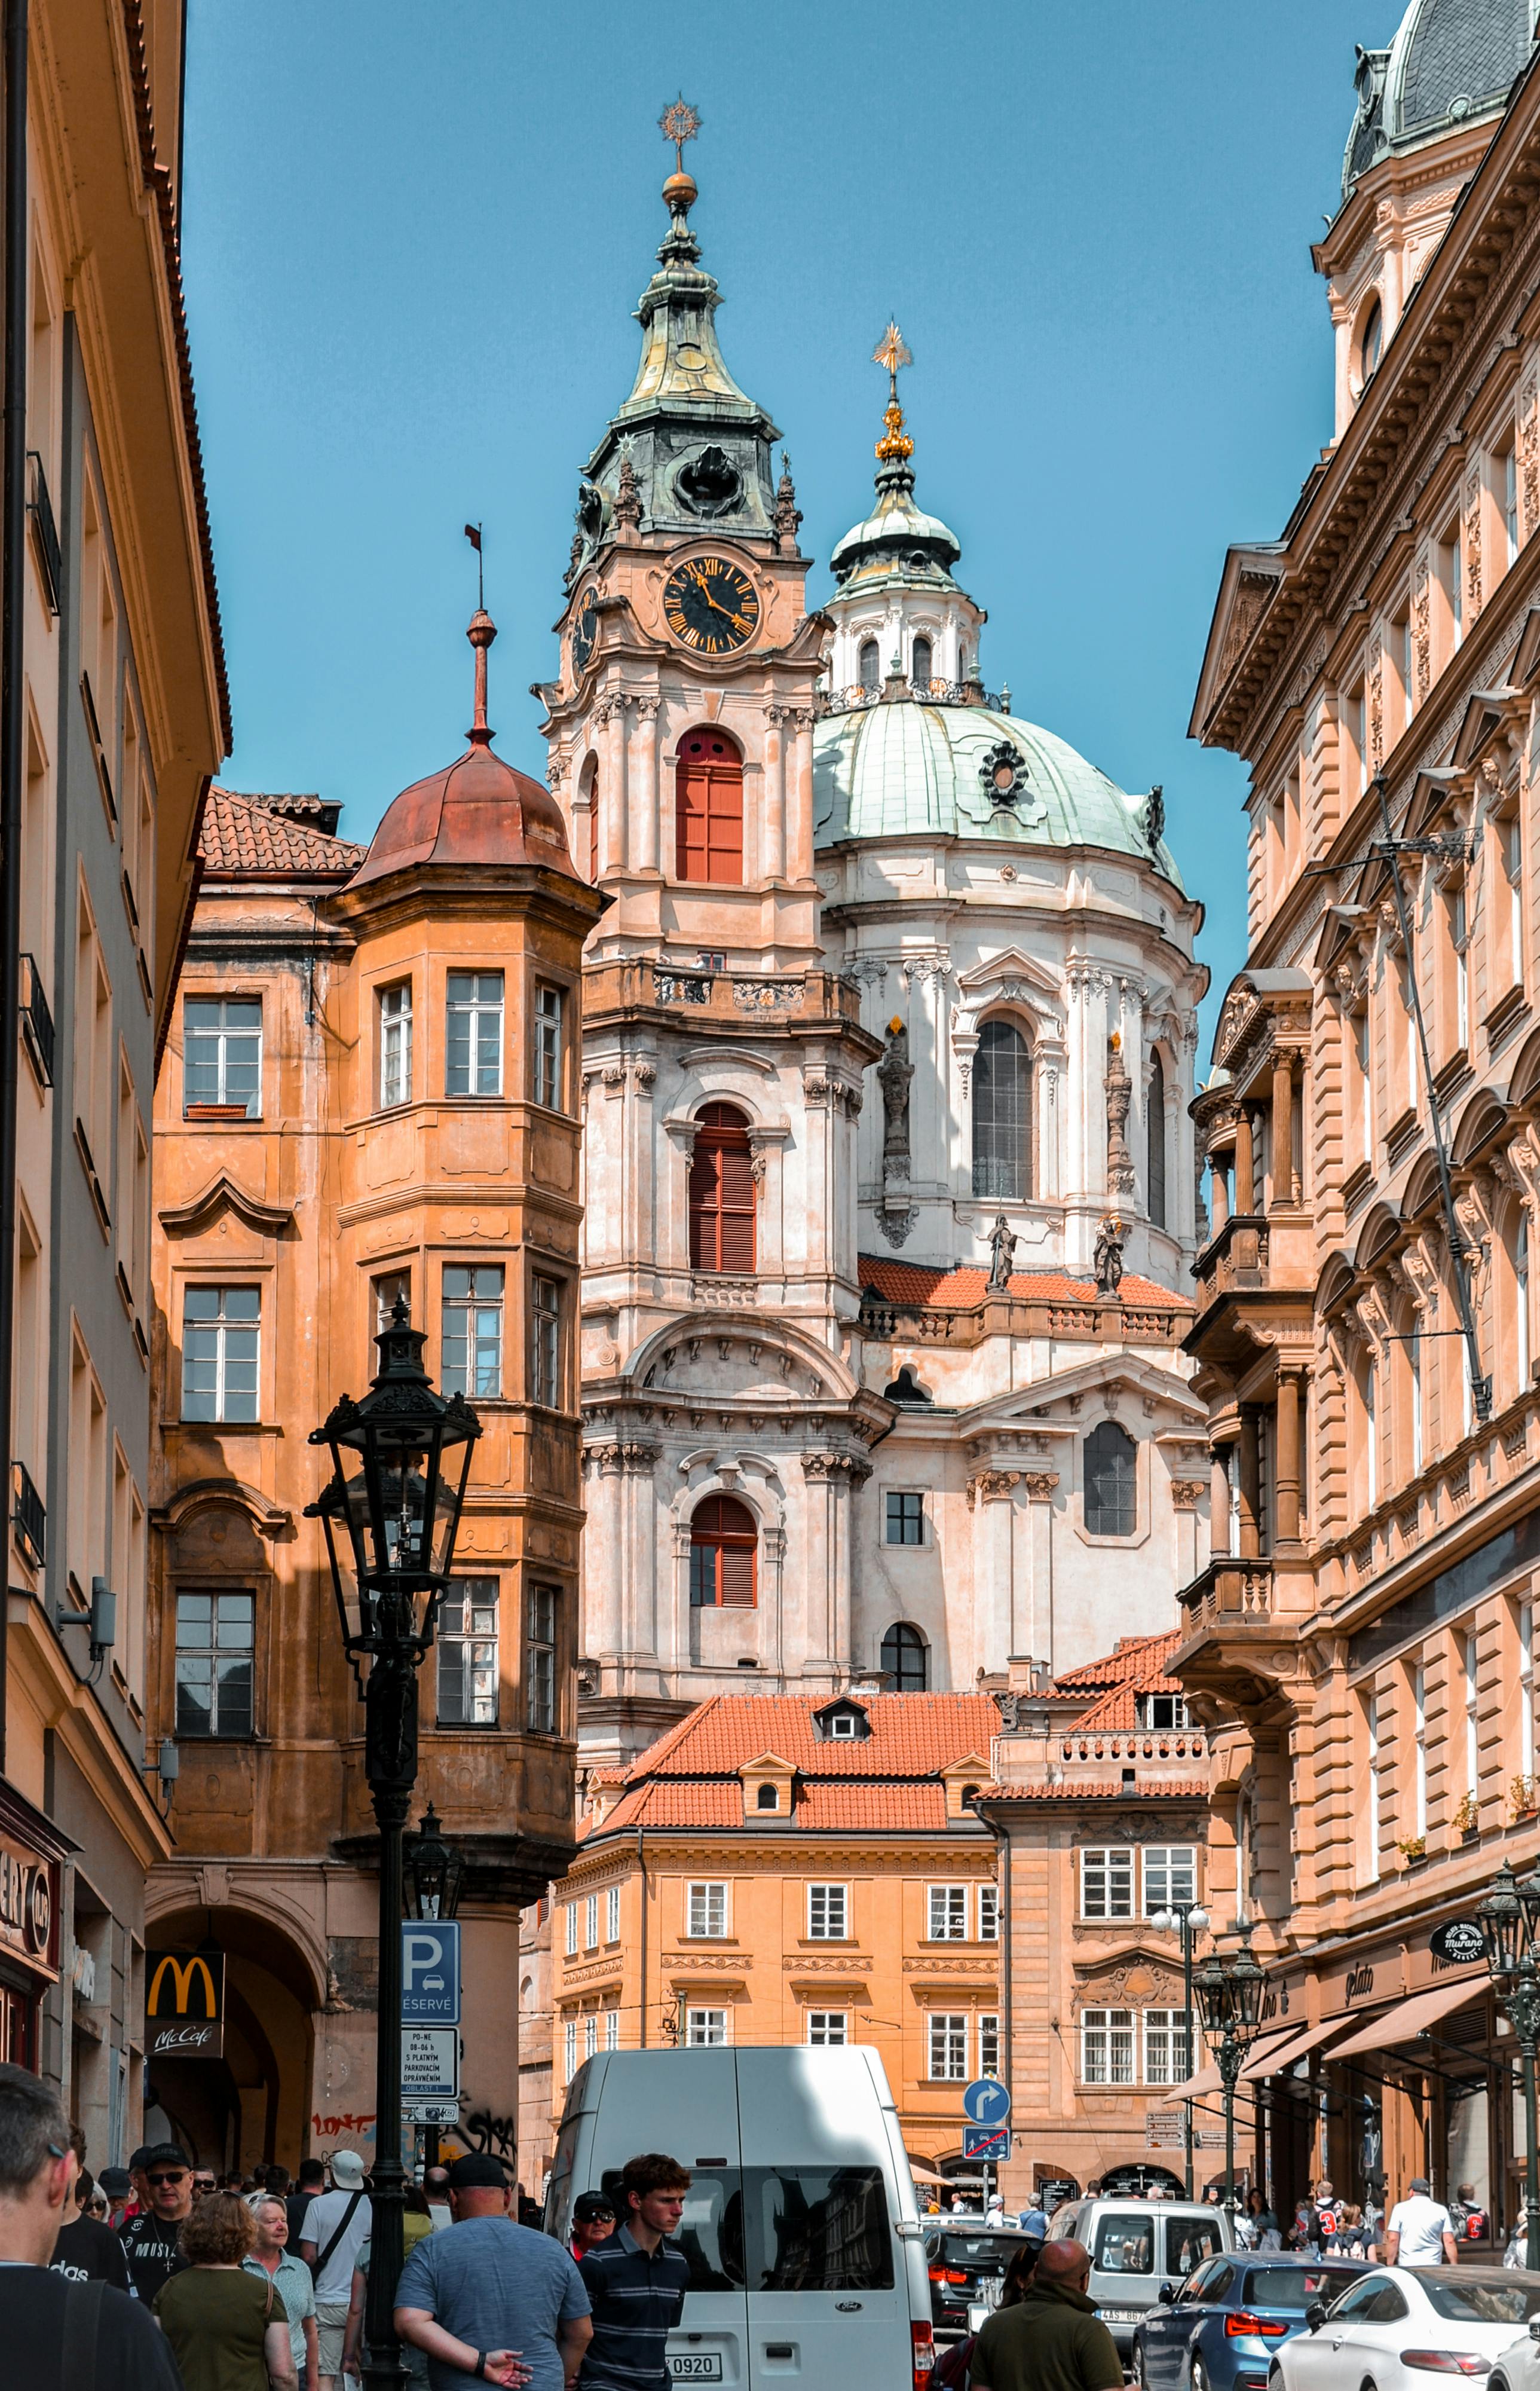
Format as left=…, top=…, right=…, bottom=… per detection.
left=299, top=2148, right=372, bottom=2390
left=0, top=2062, right=180, bottom=2389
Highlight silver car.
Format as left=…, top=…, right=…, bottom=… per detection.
left=1047, top=2199, right=1234, bottom=2356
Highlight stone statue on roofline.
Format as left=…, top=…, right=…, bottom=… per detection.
left=987, top=1212, right=1017, bottom=1291
left=1095, top=1215, right=1126, bottom=1298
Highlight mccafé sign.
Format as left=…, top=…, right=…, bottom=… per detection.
left=0, top=1832, right=56, bottom=1974
left=145, top=1950, right=225, bottom=2059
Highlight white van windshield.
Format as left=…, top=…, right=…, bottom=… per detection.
left=598, top=2164, right=895, bottom=2292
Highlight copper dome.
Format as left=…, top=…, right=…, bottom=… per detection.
left=347, top=608, right=575, bottom=890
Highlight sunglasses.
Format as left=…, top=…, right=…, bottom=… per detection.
left=148, top=2170, right=188, bottom=2186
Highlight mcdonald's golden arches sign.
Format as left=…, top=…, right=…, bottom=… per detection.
left=145, top=1949, right=225, bottom=2059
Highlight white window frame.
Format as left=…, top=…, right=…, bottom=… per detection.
left=607, top=1884, right=621, bottom=1943
left=1141, top=1846, right=1196, bottom=1917
left=1142, top=2008, right=1190, bottom=2086
left=604, top=2006, right=619, bottom=2051
left=180, top=1285, right=260, bottom=1423
left=687, top=1881, right=728, bottom=1940
left=1079, top=1846, right=1134, bottom=1922
left=437, top=1577, right=499, bottom=1727
left=807, top=2011, right=848, bottom=2046
left=183, top=995, right=262, bottom=1118
left=379, top=981, right=413, bottom=1109
left=564, top=2016, right=577, bottom=2079
left=978, top=2013, right=1001, bottom=2077
left=686, top=2007, right=728, bottom=2047
left=1081, top=2007, right=1135, bottom=2086
left=927, top=1884, right=968, bottom=1941
left=584, top=1894, right=598, bottom=1951
left=807, top=1884, right=849, bottom=1941
left=978, top=1884, right=999, bottom=1943
left=584, top=2013, right=598, bottom=2060
left=535, top=983, right=564, bottom=1111
left=565, top=1904, right=578, bottom=1958
left=526, top=1583, right=557, bottom=1733
left=532, top=1273, right=561, bottom=1408
left=442, top=1264, right=504, bottom=1400
left=445, top=969, right=504, bottom=1098
left=928, top=2013, right=968, bottom=2081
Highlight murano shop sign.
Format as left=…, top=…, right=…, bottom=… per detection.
left=145, top=1950, right=225, bottom=2059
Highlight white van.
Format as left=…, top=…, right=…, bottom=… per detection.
left=545, top=2045, right=935, bottom=2390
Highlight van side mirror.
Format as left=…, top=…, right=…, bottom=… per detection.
left=1527, top=2319, right=1540, bottom=2344
left=1158, top=2282, right=1176, bottom=2305
left=1306, top=2304, right=1327, bottom=2335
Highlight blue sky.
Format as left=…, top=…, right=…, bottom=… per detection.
left=181, top=0, right=1407, bottom=1050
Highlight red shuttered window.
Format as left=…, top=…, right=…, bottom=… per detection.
left=675, top=729, right=743, bottom=884
left=688, top=1103, right=756, bottom=1273
left=690, top=1495, right=758, bottom=1608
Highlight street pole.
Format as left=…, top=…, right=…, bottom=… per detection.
left=1508, top=1953, right=1540, bottom=2273
left=1218, top=2032, right=1240, bottom=2217
left=1182, top=1914, right=1196, bottom=2201
left=362, top=1621, right=416, bottom=2391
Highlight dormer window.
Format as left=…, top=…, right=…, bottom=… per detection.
left=1138, top=1693, right=1189, bottom=1730
left=815, top=1698, right=870, bottom=1742
left=756, top=1781, right=779, bottom=1810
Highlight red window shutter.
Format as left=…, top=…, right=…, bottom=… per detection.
left=691, top=1496, right=758, bottom=1610
left=675, top=732, right=743, bottom=885
left=688, top=1143, right=721, bottom=1270
left=688, top=1107, right=755, bottom=1274
left=717, top=1143, right=755, bottom=1273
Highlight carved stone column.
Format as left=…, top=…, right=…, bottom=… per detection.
left=1210, top=1151, right=1229, bottom=1236
left=763, top=704, right=787, bottom=882
left=1238, top=1408, right=1261, bottom=1558
left=1270, top=1057, right=1294, bottom=1207
left=631, top=696, right=660, bottom=875
left=1210, top=1446, right=1232, bottom=1555
left=1275, top=1370, right=1303, bottom=1548
left=801, top=1450, right=870, bottom=1673
left=1235, top=1109, right=1255, bottom=1216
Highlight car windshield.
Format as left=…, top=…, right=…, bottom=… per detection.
left=934, top=2235, right=1024, bottom=2271
left=1417, top=2277, right=1540, bottom=2324
left=1245, top=2267, right=1363, bottom=2312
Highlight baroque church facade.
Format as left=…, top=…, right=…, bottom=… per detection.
left=540, top=145, right=1212, bottom=1777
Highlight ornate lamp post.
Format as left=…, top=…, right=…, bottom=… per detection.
left=308, top=1300, right=480, bottom=2391
left=1152, top=1898, right=1211, bottom=2197
left=1478, top=1861, right=1540, bottom=2270
left=405, top=1803, right=465, bottom=2172
left=1193, top=1931, right=1267, bottom=2213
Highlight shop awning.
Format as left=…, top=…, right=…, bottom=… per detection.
left=1330, top=1977, right=1484, bottom=2059
left=1171, top=2023, right=1299, bottom=2101
left=1243, top=2006, right=1389, bottom=2078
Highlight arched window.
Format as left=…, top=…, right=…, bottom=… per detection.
left=756, top=1781, right=779, bottom=1811
left=580, top=754, right=599, bottom=883
left=1084, top=1420, right=1136, bottom=1537
left=859, top=638, right=880, bottom=691
left=881, top=1621, right=929, bottom=1692
left=675, top=728, right=743, bottom=885
left=1147, top=1052, right=1167, bottom=1229
left=689, top=1494, right=757, bottom=1607
left=911, top=635, right=932, bottom=688
left=972, top=1018, right=1032, bottom=1200
left=1360, top=295, right=1383, bottom=381
left=688, top=1103, right=756, bottom=1273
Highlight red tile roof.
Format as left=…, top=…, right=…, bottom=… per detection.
left=858, top=1256, right=1191, bottom=1310
left=582, top=1693, right=999, bottom=1841
left=1049, top=1632, right=1189, bottom=1732
left=200, top=787, right=365, bottom=878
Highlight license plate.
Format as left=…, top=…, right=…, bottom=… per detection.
left=671, top=2359, right=724, bottom=2381
left=1098, top=2309, right=1142, bottom=2323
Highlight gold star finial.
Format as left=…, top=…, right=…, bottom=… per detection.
left=872, top=319, right=913, bottom=404
left=659, top=96, right=702, bottom=174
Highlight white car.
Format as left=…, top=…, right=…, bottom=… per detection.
left=1275, top=2267, right=1540, bottom=2391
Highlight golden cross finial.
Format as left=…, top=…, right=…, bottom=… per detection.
left=659, top=96, right=702, bottom=174
left=872, top=320, right=913, bottom=405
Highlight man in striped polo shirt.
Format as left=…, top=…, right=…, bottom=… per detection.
left=576, top=2154, right=691, bottom=2391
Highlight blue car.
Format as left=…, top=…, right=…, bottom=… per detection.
left=1132, top=2254, right=1372, bottom=2391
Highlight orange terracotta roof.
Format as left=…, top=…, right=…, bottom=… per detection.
left=632, top=1692, right=1000, bottom=1779
left=1049, top=1631, right=1189, bottom=1731
left=979, top=1779, right=1208, bottom=1803
left=200, top=787, right=365, bottom=877
left=858, top=1256, right=1192, bottom=1310
left=797, top=1784, right=951, bottom=1831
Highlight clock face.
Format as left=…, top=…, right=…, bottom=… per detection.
left=663, top=555, right=760, bottom=655
left=571, top=588, right=599, bottom=675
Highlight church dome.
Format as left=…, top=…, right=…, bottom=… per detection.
left=348, top=610, right=575, bottom=890
left=1342, top=0, right=1532, bottom=195
left=830, top=463, right=962, bottom=585
left=813, top=698, right=1181, bottom=888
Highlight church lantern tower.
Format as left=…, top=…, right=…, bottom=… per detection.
left=540, top=106, right=884, bottom=1774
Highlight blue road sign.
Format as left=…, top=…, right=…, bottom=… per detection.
left=963, top=2126, right=1011, bottom=2162
left=402, top=1921, right=460, bottom=2024
left=962, top=2077, right=1012, bottom=2127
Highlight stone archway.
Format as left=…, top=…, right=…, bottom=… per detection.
left=145, top=1902, right=320, bottom=2175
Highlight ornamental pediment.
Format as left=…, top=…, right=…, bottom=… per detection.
left=159, top=1172, right=294, bottom=1240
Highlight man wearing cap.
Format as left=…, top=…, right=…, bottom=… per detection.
left=300, top=2150, right=372, bottom=2389
left=570, top=2193, right=616, bottom=2265
left=119, top=2141, right=194, bottom=2303
left=1385, top=2177, right=1459, bottom=2267
left=395, top=2151, right=592, bottom=2390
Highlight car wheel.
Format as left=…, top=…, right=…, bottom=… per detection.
left=1191, top=2359, right=1208, bottom=2391
left=1133, top=2349, right=1149, bottom=2389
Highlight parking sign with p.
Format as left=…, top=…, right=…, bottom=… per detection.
left=402, top=1921, right=460, bottom=2024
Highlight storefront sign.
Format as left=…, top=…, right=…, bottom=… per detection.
left=1345, top=1962, right=1376, bottom=2004
left=146, top=1949, right=224, bottom=2058
left=0, top=1833, right=56, bottom=1975
left=1429, top=1920, right=1487, bottom=1967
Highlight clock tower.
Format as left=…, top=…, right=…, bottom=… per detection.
left=540, top=111, right=884, bottom=1774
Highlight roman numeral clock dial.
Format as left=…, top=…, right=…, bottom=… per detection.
left=662, top=555, right=760, bottom=655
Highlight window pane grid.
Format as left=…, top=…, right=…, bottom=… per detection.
left=531, top=1275, right=561, bottom=1407
left=885, top=1491, right=924, bottom=1546
left=928, top=1885, right=967, bottom=1941
left=443, top=1265, right=503, bottom=1399
left=379, top=983, right=413, bottom=1108
left=535, top=985, right=563, bottom=1110
left=181, top=1285, right=260, bottom=1422
left=438, top=1578, right=498, bottom=1726
left=175, top=1591, right=255, bottom=1738
left=929, top=2013, right=968, bottom=2080
left=527, top=1584, right=557, bottom=1733
left=1080, top=1846, right=1134, bottom=1920
left=687, top=1882, right=727, bottom=1938
left=971, top=1018, right=1031, bottom=1200
left=1082, top=2007, right=1135, bottom=2086
left=807, top=2012, right=847, bottom=2046
left=1143, top=1846, right=1196, bottom=1915
left=686, top=2008, right=727, bottom=2046
left=446, top=971, right=503, bottom=1097
left=184, top=998, right=261, bottom=1117
left=808, top=1884, right=847, bottom=1940
left=1143, top=2010, right=1190, bottom=2086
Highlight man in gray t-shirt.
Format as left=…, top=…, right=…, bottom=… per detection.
left=395, top=2155, right=591, bottom=2391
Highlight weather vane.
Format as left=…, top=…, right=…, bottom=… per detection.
left=659, top=96, right=702, bottom=173
left=873, top=320, right=913, bottom=405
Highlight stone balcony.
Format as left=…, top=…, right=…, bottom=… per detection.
left=1171, top=1554, right=1316, bottom=1713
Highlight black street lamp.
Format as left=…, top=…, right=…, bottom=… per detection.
left=1193, top=1930, right=1267, bottom=2213
left=1478, top=1861, right=1540, bottom=2270
left=405, top=1803, right=465, bottom=2172
left=1151, top=1898, right=1211, bottom=2197
left=308, top=1299, right=479, bottom=2391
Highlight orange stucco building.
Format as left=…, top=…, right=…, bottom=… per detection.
left=142, top=623, right=601, bottom=2173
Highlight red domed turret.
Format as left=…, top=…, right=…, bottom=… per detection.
left=347, top=610, right=574, bottom=889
